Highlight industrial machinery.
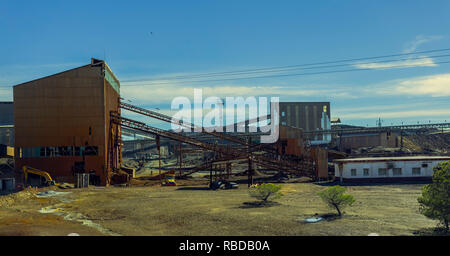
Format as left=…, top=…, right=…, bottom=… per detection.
left=210, top=180, right=238, bottom=190
left=163, top=173, right=176, bottom=186
left=22, top=166, right=56, bottom=187
left=0, top=144, right=14, bottom=158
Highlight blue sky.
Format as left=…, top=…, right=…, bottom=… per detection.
left=1, top=0, right=450, bottom=128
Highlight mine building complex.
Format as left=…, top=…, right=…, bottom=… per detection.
left=2, top=58, right=449, bottom=188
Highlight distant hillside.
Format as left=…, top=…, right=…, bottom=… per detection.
left=403, top=133, right=450, bottom=154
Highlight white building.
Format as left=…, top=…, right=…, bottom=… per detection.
left=334, top=156, right=450, bottom=183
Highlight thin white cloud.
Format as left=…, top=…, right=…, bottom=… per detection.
left=372, top=73, right=450, bottom=97
left=0, top=88, right=13, bottom=101
left=353, top=35, right=443, bottom=70
left=338, top=108, right=450, bottom=120
left=403, top=35, right=443, bottom=53
left=334, top=102, right=440, bottom=113
left=353, top=57, right=436, bottom=70
left=120, top=83, right=355, bottom=105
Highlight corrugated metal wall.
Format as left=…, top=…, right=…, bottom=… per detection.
left=278, top=102, right=331, bottom=143
left=13, top=61, right=120, bottom=185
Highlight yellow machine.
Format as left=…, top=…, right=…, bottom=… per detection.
left=22, top=166, right=56, bottom=187
left=163, top=173, right=176, bottom=186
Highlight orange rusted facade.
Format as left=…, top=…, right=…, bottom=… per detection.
left=278, top=125, right=328, bottom=179
left=13, top=59, right=121, bottom=185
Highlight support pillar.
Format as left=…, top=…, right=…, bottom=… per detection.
left=226, top=162, right=231, bottom=179
left=179, top=142, right=182, bottom=176
left=209, top=162, right=213, bottom=187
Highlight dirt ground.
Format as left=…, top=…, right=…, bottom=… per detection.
left=0, top=179, right=440, bottom=236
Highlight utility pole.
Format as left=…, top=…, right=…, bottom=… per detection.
left=179, top=141, right=182, bottom=176
left=156, top=135, right=161, bottom=184
left=400, top=129, right=403, bottom=151
left=247, top=137, right=253, bottom=187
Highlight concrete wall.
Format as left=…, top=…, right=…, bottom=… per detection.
left=340, top=131, right=398, bottom=151
left=334, top=159, right=447, bottom=181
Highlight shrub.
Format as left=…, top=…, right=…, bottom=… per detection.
left=317, top=185, right=355, bottom=216
left=417, top=161, right=450, bottom=233
left=248, top=183, right=283, bottom=203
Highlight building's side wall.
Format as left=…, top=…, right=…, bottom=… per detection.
left=279, top=102, right=330, bottom=131
left=13, top=65, right=107, bottom=183
left=311, top=147, right=328, bottom=178
left=279, top=102, right=331, bottom=143
left=334, top=159, right=445, bottom=182
left=103, top=67, right=121, bottom=182
left=341, top=132, right=398, bottom=151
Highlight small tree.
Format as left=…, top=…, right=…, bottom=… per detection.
left=318, top=185, right=355, bottom=216
left=417, top=161, right=450, bottom=233
left=248, top=183, right=283, bottom=203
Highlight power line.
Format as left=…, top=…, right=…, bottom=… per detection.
left=122, top=48, right=450, bottom=82
left=1, top=48, right=449, bottom=89
left=123, top=53, right=450, bottom=83
left=122, top=60, right=450, bottom=86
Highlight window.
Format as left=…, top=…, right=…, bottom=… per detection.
left=19, top=146, right=98, bottom=158
left=378, top=168, right=388, bottom=176
left=412, top=168, right=421, bottom=176
left=351, top=169, right=357, bottom=176
left=84, top=146, right=98, bottom=156
left=46, top=147, right=55, bottom=157
left=363, top=168, right=369, bottom=176
left=74, top=147, right=81, bottom=156
left=281, top=112, right=285, bottom=117
left=40, top=147, right=46, bottom=157
left=22, top=147, right=40, bottom=158
left=393, top=168, right=402, bottom=176
left=58, top=146, right=72, bottom=156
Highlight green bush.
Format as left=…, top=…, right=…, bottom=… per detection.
left=248, top=183, right=283, bottom=203
left=418, top=161, right=450, bottom=233
left=317, top=185, right=355, bottom=216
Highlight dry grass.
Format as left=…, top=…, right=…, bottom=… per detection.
left=0, top=181, right=441, bottom=236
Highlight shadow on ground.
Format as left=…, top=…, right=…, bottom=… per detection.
left=239, top=201, right=281, bottom=209
left=176, top=187, right=211, bottom=191
left=413, top=227, right=449, bottom=236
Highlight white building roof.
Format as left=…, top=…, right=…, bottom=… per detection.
left=334, top=156, right=450, bottom=163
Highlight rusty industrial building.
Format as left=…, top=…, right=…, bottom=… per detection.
left=13, top=59, right=121, bottom=185
left=278, top=102, right=331, bottom=144
left=338, top=131, right=399, bottom=153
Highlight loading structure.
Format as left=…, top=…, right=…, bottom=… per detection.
left=111, top=101, right=316, bottom=186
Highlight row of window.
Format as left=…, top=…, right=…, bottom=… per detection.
left=18, top=146, right=99, bottom=158
left=350, top=167, right=422, bottom=177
